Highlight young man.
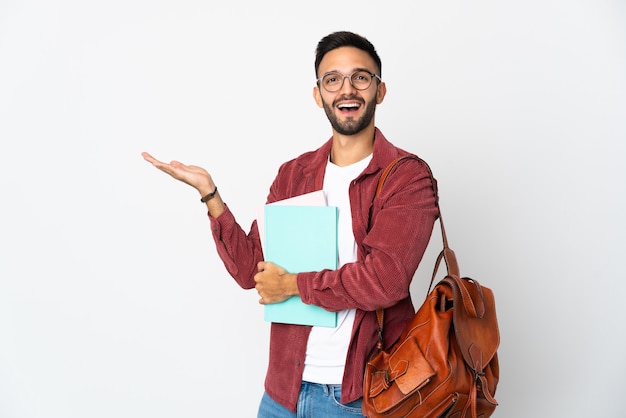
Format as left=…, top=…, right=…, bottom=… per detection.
left=142, top=31, right=438, bottom=417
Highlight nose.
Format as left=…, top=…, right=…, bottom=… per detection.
left=338, top=75, right=357, bottom=93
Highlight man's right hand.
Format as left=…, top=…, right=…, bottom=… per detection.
left=141, top=152, right=225, bottom=217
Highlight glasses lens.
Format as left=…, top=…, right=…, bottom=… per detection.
left=322, top=73, right=342, bottom=92
left=351, top=71, right=373, bottom=90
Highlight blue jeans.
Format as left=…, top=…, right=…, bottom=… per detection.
left=257, top=382, right=364, bottom=417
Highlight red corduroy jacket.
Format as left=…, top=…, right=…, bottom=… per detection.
left=209, top=128, right=438, bottom=412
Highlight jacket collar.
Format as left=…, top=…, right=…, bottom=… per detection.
left=299, top=127, right=404, bottom=190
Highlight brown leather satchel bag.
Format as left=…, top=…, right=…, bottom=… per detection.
left=362, top=157, right=500, bottom=418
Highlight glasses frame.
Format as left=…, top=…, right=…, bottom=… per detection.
left=316, top=70, right=382, bottom=92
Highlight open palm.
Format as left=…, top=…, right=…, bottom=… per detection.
left=141, top=152, right=213, bottom=193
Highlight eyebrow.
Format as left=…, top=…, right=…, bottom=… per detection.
left=322, top=67, right=377, bottom=76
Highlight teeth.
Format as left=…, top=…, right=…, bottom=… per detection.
left=338, top=103, right=359, bottom=109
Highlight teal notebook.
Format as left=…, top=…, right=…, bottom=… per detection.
left=263, top=205, right=338, bottom=327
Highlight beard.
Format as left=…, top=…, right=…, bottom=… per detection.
left=322, top=95, right=377, bottom=136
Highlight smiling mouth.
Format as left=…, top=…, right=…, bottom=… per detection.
left=337, top=102, right=361, bottom=113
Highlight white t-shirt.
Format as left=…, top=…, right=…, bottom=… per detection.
left=302, top=154, right=373, bottom=384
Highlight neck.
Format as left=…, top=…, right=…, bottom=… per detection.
left=330, top=125, right=376, bottom=167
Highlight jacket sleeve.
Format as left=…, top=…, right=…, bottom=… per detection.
left=209, top=205, right=263, bottom=290
left=208, top=161, right=297, bottom=290
left=297, top=158, right=439, bottom=312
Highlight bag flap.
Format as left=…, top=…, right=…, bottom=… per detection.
left=389, top=336, right=435, bottom=395
left=367, top=336, right=436, bottom=413
left=444, top=276, right=499, bottom=370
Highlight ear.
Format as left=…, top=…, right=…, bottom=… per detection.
left=376, top=81, right=387, bottom=104
left=313, top=86, right=324, bottom=108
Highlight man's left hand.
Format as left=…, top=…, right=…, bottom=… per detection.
left=254, top=261, right=299, bottom=304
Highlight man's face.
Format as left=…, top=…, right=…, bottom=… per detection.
left=314, top=47, right=386, bottom=136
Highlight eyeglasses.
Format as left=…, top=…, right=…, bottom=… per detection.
left=316, top=70, right=382, bottom=92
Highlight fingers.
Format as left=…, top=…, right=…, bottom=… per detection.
left=256, top=287, right=269, bottom=305
left=257, top=261, right=285, bottom=274
left=255, top=263, right=267, bottom=304
left=142, top=153, right=210, bottom=178
left=142, top=153, right=188, bottom=179
left=254, top=262, right=291, bottom=305
left=141, top=152, right=159, bottom=164
left=142, top=152, right=185, bottom=169
left=255, top=278, right=266, bottom=305
left=141, top=152, right=173, bottom=170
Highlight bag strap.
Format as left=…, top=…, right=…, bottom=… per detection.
left=373, top=155, right=459, bottom=347
left=376, top=156, right=459, bottom=278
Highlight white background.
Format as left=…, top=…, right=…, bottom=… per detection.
left=1, top=1, right=625, bottom=417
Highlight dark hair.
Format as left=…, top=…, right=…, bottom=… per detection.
left=314, top=31, right=382, bottom=78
